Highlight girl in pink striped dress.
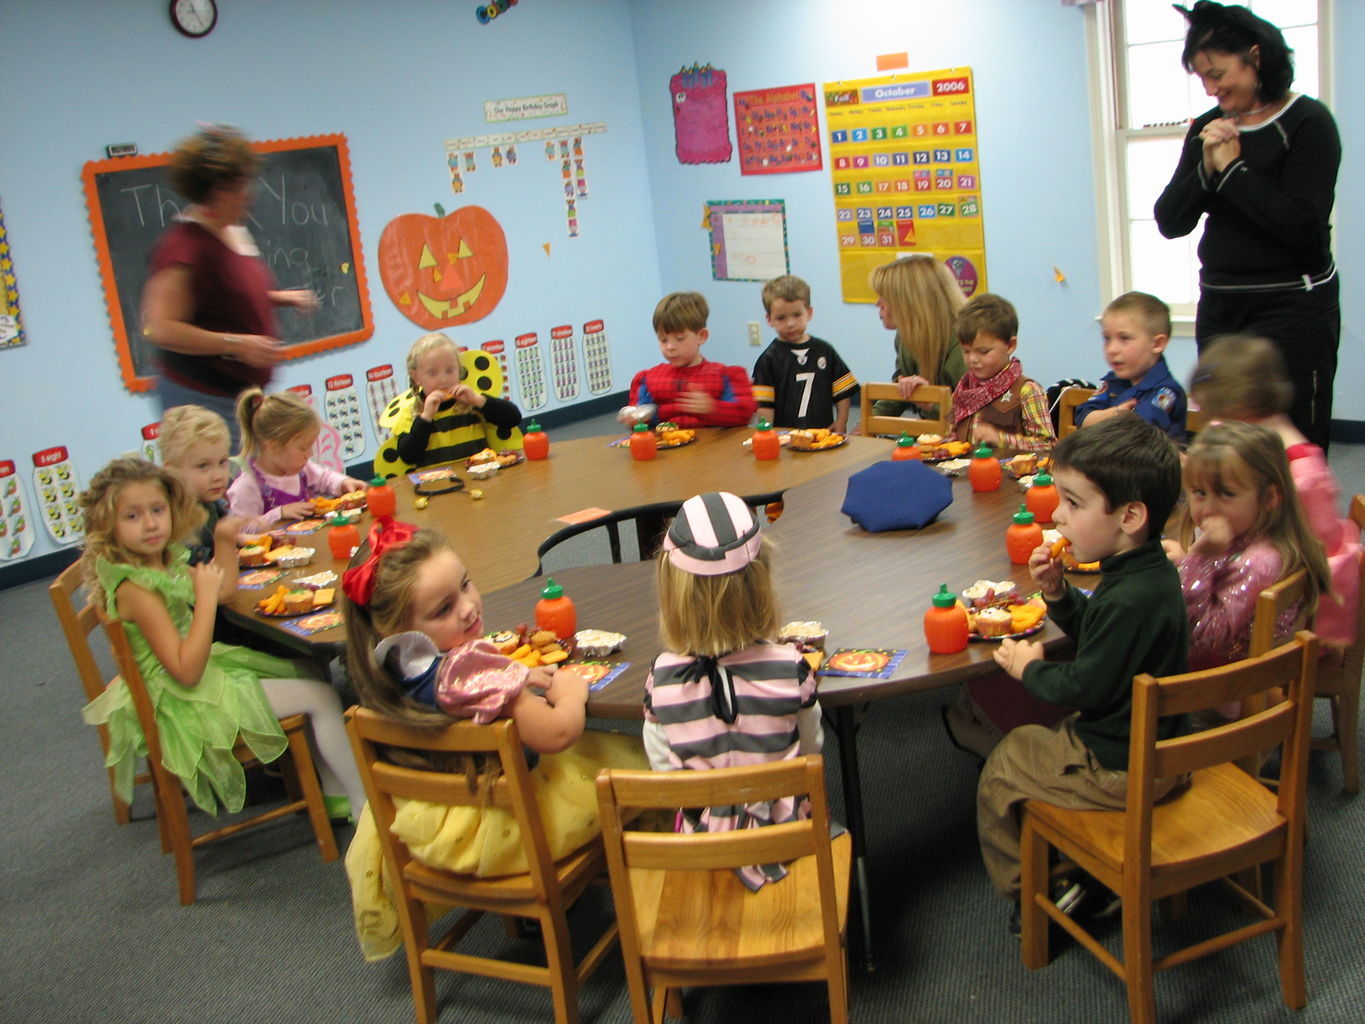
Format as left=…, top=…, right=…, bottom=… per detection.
left=643, top=491, right=825, bottom=890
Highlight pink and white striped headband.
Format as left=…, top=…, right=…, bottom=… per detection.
left=663, top=491, right=762, bottom=576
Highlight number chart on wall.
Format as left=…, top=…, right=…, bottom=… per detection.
left=823, top=69, right=986, bottom=304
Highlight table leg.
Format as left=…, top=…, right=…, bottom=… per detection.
left=830, top=703, right=874, bottom=971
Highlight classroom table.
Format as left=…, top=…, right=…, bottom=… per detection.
left=474, top=466, right=1073, bottom=966
left=223, top=430, right=1071, bottom=966
left=223, top=427, right=884, bottom=653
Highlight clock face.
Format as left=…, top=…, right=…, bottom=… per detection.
left=171, top=0, right=218, bottom=38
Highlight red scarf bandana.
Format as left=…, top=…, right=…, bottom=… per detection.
left=341, top=517, right=418, bottom=608
left=951, top=357, right=1023, bottom=425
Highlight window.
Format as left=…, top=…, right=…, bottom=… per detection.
left=1091, top=0, right=1326, bottom=320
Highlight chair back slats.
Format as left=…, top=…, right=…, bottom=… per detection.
left=605, top=757, right=816, bottom=810
left=1250, top=569, right=1311, bottom=658
left=368, top=759, right=514, bottom=808
left=858, top=382, right=951, bottom=437
left=1154, top=702, right=1297, bottom=779
left=346, top=707, right=560, bottom=898
left=622, top=820, right=815, bottom=872
left=101, top=616, right=168, bottom=770
left=49, top=561, right=110, bottom=703
left=1056, top=386, right=1097, bottom=439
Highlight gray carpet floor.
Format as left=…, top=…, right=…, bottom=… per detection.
left=3, top=421, right=1362, bottom=1024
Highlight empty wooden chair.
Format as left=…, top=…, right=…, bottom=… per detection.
left=48, top=559, right=148, bottom=823
left=101, top=614, right=338, bottom=904
left=596, top=756, right=851, bottom=1024
left=344, top=706, right=618, bottom=1024
left=1018, top=633, right=1318, bottom=1024
left=857, top=382, right=950, bottom=438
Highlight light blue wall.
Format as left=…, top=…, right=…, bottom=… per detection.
left=627, top=0, right=1103, bottom=392
left=0, top=0, right=662, bottom=569
left=0, top=0, right=1359, bottom=577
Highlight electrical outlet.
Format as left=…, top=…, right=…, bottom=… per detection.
left=747, top=321, right=762, bottom=346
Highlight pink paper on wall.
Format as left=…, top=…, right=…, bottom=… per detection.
left=670, top=64, right=732, bottom=165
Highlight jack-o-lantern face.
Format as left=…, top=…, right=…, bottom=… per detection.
left=378, top=205, right=509, bottom=329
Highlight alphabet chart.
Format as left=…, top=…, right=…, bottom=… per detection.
left=549, top=324, right=580, bottom=402
left=366, top=364, right=402, bottom=439
left=481, top=340, right=512, bottom=399
left=32, top=446, right=83, bottom=545
left=582, top=319, right=613, bottom=395
left=514, top=332, right=548, bottom=411
left=0, top=461, right=35, bottom=560
left=823, top=68, right=986, bottom=303
left=324, top=374, right=367, bottom=462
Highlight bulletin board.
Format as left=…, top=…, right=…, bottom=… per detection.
left=82, top=134, right=373, bottom=392
left=705, top=200, right=789, bottom=282
left=823, top=69, right=987, bottom=303
left=733, top=84, right=822, bottom=175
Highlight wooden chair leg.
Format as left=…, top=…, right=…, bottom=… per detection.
left=1019, top=816, right=1050, bottom=969
left=282, top=725, right=339, bottom=861
left=1122, top=897, right=1157, bottom=1024
left=543, top=909, right=579, bottom=1024
left=108, top=765, right=132, bottom=825
left=162, top=789, right=197, bottom=906
left=1274, top=840, right=1308, bottom=1007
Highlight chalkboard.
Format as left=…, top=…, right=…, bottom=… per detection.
left=82, top=134, right=374, bottom=392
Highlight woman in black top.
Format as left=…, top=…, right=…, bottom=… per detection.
left=1155, top=2, right=1340, bottom=449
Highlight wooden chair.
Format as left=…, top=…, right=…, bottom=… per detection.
left=1055, top=386, right=1097, bottom=439
left=100, top=614, right=338, bottom=905
left=1057, top=388, right=1206, bottom=440
left=1019, top=633, right=1318, bottom=1024
left=1311, top=493, right=1365, bottom=793
left=48, top=559, right=148, bottom=823
left=858, top=381, right=951, bottom=438
left=344, top=707, right=618, bottom=1024
left=595, top=756, right=851, bottom=1024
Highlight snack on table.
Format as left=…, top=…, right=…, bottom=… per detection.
left=467, top=462, right=500, bottom=480
left=962, top=579, right=1019, bottom=609
left=574, top=629, right=627, bottom=658
left=313, top=491, right=367, bottom=515
left=1004, top=453, right=1049, bottom=478
left=778, top=620, right=828, bottom=649
left=486, top=630, right=520, bottom=655
left=238, top=544, right=268, bottom=567
left=1008, top=600, right=1046, bottom=635
left=916, top=433, right=943, bottom=446
left=467, top=448, right=499, bottom=466
left=293, top=570, right=339, bottom=590
left=787, top=429, right=843, bottom=451
left=918, top=439, right=972, bottom=460
left=283, top=589, right=313, bottom=615
left=974, top=607, right=1015, bottom=638
left=270, top=545, right=314, bottom=568
left=655, top=423, right=696, bottom=446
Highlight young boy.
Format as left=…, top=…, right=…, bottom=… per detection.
left=947, top=293, right=1054, bottom=452
left=624, top=292, right=757, bottom=429
left=976, top=416, right=1188, bottom=925
left=751, top=275, right=858, bottom=432
left=1076, top=291, right=1187, bottom=441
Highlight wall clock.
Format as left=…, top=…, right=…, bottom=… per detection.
left=170, top=0, right=217, bottom=38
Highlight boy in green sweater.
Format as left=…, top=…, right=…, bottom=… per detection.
left=976, top=416, right=1187, bottom=926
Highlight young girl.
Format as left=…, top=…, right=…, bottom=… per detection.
left=79, top=458, right=365, bottom=820
left=865, top=254, right=966, bottom=424
left=1174, top=422, right=1331, bottom=677
left=644, top=491, right=824, bottom=890
left=158, top=405, right=242, bottom=575
left=340, top=519, right=645, bottom=960
left=1190, top=335, right=1360, bottom=647
left=372, top=332, right=523, bottom=478
left=226, top=387, right=368, bottom=529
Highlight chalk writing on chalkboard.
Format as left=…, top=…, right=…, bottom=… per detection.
left=82, top=134, right=374, bottom=392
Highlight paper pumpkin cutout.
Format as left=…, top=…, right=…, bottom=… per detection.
left=378, top=205, right=509, bottom=329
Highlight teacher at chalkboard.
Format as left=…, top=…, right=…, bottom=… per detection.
left=140, top=125, right=318, bottom=447
left=1154, top=2, right=1341, bottom=449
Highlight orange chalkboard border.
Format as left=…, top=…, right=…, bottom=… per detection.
left=82, top=133, right=373, bottom=393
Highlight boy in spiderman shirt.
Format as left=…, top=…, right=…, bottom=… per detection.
left=623, top=292, right=757, bottom=428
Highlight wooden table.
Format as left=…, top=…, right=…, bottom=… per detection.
left=223, top=428, right=884, bottom=653
left=475, top=467, right=1075, bottom=964
left=224, top=431, right=1071, bottom=965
